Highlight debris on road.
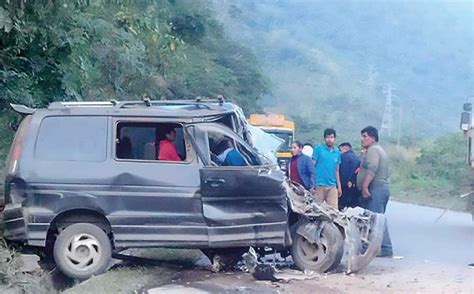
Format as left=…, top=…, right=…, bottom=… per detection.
left=241, top=247, right=317, bottom=283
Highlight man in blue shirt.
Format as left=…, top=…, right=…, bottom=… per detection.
left=312, top=128, right=342, bottom=209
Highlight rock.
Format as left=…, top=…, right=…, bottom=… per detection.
left=18, top=254, right=41, bottom=273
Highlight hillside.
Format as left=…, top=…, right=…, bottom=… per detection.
left=215, top=0, right=474, bottom=142
left=0, top=0, right=268, bottom=163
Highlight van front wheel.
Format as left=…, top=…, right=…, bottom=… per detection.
left=291, top=222, right=343, bottom=273
left=53, top=223, right=112, bottom=280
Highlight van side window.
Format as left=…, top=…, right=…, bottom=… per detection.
left=116, top=122, right=187, bottom=161
left=35, top=117, right=107, bottom=162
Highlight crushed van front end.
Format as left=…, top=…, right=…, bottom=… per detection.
left=284, top=181, right=384, bottom=273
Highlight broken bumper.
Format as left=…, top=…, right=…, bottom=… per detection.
left=2, top=203, right=28, bottom=243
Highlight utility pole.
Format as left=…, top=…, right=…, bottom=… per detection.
left=397, top=103, right=403, bottom=147
left=381, top=85, right=394, bottom=137
left=411, top=99, right=416, bottom=148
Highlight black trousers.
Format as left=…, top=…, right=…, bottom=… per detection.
left=338, top=187, right=360, bottom=210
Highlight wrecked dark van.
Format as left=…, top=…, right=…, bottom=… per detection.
left=3, top=99, right=384, bottom=280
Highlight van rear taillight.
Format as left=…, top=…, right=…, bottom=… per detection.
left=6, top=115, right=32, bottom=175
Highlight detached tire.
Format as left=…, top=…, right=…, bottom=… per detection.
left=291, top=222, right=344, bottom=273
left=53, top=223, right=112, bottom=280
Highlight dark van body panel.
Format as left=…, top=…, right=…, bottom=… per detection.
left=3, top=103, right=288, bottom=250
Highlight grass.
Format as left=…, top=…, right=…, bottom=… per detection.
left=63, top=266, right=173, bottom=294
left=391, top=185, right=468, bottom=212
left=64, top=248, right=203, bottom=293
left=0, top=219, right=54, bottom=293
left=387, top=142, right=470, bottom=212
left=0, top=202, right=203, bottom=293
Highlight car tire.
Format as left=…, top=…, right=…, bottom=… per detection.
left=291, top=221, right=344, bottom=273
left=53, top=223, right=112, bottom=280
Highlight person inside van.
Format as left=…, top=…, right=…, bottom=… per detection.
left=216, top=139, right=247, bottom=166
left=209, top=137, right=223, bottom=165
left=117, top=136, right=133, bottom=159
left=158, top=126, right=181, bottom=161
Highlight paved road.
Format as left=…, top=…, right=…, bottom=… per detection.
left=142, top=201, right=474, bottom=293
left=387, top=201, right=474, bottom=265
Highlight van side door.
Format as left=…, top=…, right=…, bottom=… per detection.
left=191, top=123, right=288, bottom=248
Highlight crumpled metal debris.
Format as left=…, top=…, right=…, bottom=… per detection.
left=242, top=247, right=278, bottom=281
left=241, top=247, right=316, bottom=282
left=284, top=180, right=385, bottom=274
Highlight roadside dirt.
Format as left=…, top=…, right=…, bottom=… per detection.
left=144, top=254, right=473, bottom=293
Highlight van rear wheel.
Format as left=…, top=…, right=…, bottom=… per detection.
left=53, top=223, right=112, bottom=280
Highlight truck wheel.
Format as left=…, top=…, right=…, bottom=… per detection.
left=53, top=223, right=112, bottom=280
left=291, top=222, right=344, bottom=272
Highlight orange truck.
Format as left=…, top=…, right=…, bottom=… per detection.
left=248, top=113, right=295, bottom=170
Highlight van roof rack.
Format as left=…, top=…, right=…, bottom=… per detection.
left=48, top=96, right=226, bottom=109
left=51, top=101, right=116, bottom=107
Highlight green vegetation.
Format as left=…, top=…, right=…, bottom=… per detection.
left=0, top=0, right=265, bottom=291
left=63, top=265, right=173, bottom=294
left=215, top=1, right=472, bottom=210
left=389, top=133, right=469, bottom=211
left=0, top=0, right=269, bottom=167
left=0, top=213, right=54, bottom=293
left=63, top=248, right=201, bottom=293
left=215, top=0, right=473, bottom=139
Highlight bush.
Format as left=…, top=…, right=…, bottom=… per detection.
left=416, top=133, right=468, bottom=185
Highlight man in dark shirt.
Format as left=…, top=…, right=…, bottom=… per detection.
left=338, top=142, right=361, bottom=210
left=356, top=126, right=393, bottom=257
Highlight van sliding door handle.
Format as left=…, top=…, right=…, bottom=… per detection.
left=205, top=178, right=226, bottom=187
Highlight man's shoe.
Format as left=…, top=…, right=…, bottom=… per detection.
left=377, top=251, right=393, bottom=258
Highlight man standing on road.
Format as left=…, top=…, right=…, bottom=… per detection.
left=338, top=142, right=361, bottom=210
left=312, top=128, right=342, bottom=209
left=357, top=126, right=393, bottom=257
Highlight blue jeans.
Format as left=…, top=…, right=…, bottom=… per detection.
left=359, top=183, right=393, bottom=254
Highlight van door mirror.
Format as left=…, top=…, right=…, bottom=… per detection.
left=461, top=111, right=471, bottom=131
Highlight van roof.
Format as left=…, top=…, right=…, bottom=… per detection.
left=11, top=98, right=243, bottom=119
